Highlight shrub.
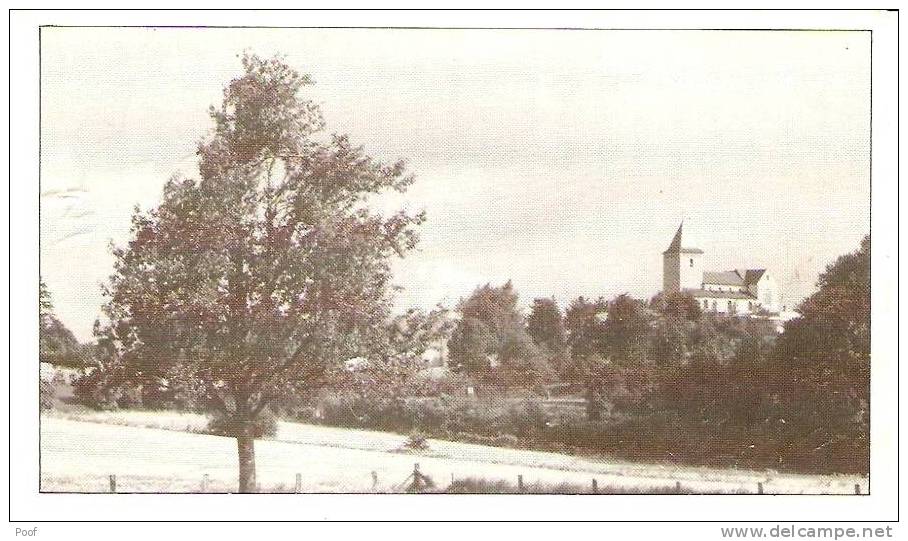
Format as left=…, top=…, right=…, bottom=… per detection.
left=506, top=398, right=549, bottom=437
left=402, top=430, right=430, bottom=451
left=491, top=433, right=520, bottom=447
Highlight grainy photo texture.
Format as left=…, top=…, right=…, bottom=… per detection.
left=39, top=27, right=870, bottom=494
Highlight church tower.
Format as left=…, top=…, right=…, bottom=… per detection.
left=662, top=222, right=704, bottom=293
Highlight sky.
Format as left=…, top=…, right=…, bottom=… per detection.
left=40, top=28, right=871, bottom=341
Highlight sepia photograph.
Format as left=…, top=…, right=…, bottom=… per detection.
left=9, top=7, right=901, bottom=530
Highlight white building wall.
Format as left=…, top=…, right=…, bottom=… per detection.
left=754, top=273, right=780, bottom=313
left=696, top=296, right=756, bottom=315
left=678, top=252, right=704, bottom=291
left=664, top=251, right=704, bottom=292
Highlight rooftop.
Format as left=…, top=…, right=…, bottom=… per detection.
left=702, top=271, right=745, bottom=286
left=701, top=268, right=768, bottom=287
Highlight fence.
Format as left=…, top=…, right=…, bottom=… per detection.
left=101, top=464, right=863, bottom=494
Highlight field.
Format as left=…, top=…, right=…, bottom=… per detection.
left=40, top=410, right=867, bottom=494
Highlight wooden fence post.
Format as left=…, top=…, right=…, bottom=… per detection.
left=200, top=474, right=209, bottom=493
left=371, top=471, right=379, bottom=491
left=109, top=474, right=116, bottom=493
left=406, top=463, right=434, bottom=493
left=675, top=481, right=681, bottom=493
left=517, top=474, right=524, bottom=493
left=295, top=473, right=302, bottom=494
left=591, top=479, right=598, bottom=494
left=758, top=482, right=764, bottom=494
left=854, top=484, right=861, bottom=495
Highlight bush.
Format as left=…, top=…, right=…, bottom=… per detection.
left=491, top=433, right=520, bottom=447
left=296, top=387, right=862, bottom=475
left=204, top=410, right=278, bottom=439
left=402, top=430, right=430, bottom=451
left=307, top=392, right=546, bottom=438
left=506, top=398, right=549, bottom=437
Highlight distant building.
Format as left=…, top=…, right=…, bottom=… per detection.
left=662, top=222, right=780, bottom=315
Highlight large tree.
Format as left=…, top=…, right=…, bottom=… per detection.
left=769, top=235, right=870, bottom=471
left=526, top=297, right=566, bottom=354
left=526, top=297, right=569, bottom=383
left=602, top=294, right=652, bottom=365
left=562, top=296, right=610, bottom=418
left=94, top=54, right=425, bottom=492
left=563, top=296, right=609, bottom=363
left=447, top=281, right=524, bottom=374
left=447, top=281, right=550, bottom=386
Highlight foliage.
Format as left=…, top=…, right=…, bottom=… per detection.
left=563, top=296, right=609, bottom=363
left=39, top=281, right=90, bottom=368
left=649, top=291, right=703, bottom=321
left=446, top=316, right=498, bottom=374
left=603, top=294, right=653, bottom=365
left=447, top=281, right=552, bottom=387
left=402, top=430, right=430, bottom=451
left=86, top=53, right=426, bottom=491
left=637, top=236, right=870, bottom=474
left=306, top=384, right=861, bottom=474
left=563, top=295, right=659, bottom=420
left=205, top=409, right=278, bottom=438
left=766, top=235, right=870, bottom=472
left=448, top=282, right=523, bottom=374
left=526, top=297, right=566, bottom=354
left=300, top=237, right=870, bottom=475
left=72, top=365, right=127, bottom=410
left=311, top=392, right=560, bottom=442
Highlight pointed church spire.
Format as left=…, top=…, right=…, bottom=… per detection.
left=663, top=221, right=703, bottom=255
left=664, top=221, right=684, bottom=254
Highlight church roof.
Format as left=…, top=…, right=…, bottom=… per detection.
left=744, top=269, right=767, bottom=283
left=703, top=271, right=745, bottom=286
left=663, top=222, right=704, bottom=254
left=702, top=269, right=768, bottom=287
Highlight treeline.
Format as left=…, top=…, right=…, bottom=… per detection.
left=447, top=281, right=778, bottom=408
left=288, top=237, right=869, bottom=475
left=434, top=236, right=869, bottom=473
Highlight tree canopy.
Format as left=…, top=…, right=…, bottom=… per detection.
left=91, top=53, right=426, bottom=491
left=527, top=297, right=566, bottom=354
left=447, top=281, right=551, bottom=387
left=765, top=235, right=870, bottom=471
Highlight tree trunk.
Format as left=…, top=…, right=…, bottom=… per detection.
left=236, top=425, right=256, bottom=493
left=586, top=384, right=603, bottom=421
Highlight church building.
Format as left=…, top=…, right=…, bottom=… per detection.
left=662, top=223, right=779, bottom=315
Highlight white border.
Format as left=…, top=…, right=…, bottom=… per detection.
left=7, top=9, right=900, bottom=525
